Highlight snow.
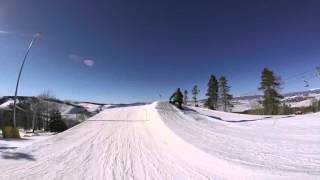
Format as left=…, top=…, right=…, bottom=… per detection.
left=102, top=104, right=113, bottom=109
left=286, top=93, right=320, bottom=108
left=0, top=131, right=54, bottom=152
left=78, top=102, right=102, bottom=113
left=289, top=99, right=313, bottom=108
left=310, top=88, right=320, bottom=91
left=0, top=102, right=319, bottom=179
left=231, top=99, right=263, bottom=113
left=0, top=99, right=14, bottom=108
left=159, top=104, right=319, bottom=175
left=58, top=103, right=88, bottom=121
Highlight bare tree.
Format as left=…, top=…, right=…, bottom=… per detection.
left=29, top=90, right=58, bottom=132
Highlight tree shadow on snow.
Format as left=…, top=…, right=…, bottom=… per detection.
left=204, top=115, right=276, bottom=123
left=1, top=152, right=36, bottom=161
left=204, top=115, right=223, bottom=120
left=0, top=138, right=31, bottom=141
left=88, top=119, right=149, bottom=122
left=0, top=146, right=17, bottom=150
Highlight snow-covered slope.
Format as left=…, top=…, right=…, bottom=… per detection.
left=0, top=102, right=319, bottom=179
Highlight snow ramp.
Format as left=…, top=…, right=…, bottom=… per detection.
left=0, top=102, right=318, bottom=180
left=156, top=102, right=320, bottom=176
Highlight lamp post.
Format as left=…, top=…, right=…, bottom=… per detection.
left=12, top=32, right=42, bottom=128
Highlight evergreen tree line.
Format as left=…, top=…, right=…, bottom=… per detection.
left=182, top=68, right=320, bottom=115
left=183, top=75, right=233, bottom=112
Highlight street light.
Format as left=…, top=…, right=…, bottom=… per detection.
left=12, top=32, right=42, bottom=128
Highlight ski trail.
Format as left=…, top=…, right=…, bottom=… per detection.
left=0, top=102, right=318, bottom=179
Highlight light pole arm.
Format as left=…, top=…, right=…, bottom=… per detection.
left=12, top=38, right=36, bottom=127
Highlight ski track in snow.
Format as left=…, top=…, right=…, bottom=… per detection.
left=0, top=102, right=319, bottom=180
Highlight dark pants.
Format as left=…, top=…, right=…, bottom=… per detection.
left=170, top=100, right=182, bottom=109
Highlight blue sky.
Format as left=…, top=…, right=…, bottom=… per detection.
left=0, top=0, right=320, bottom=103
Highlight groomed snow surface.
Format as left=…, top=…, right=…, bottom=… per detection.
left=0, top=102, right=319, bottom=180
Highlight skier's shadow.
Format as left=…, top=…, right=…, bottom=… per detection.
left=182, top=106, right=198, bottom=112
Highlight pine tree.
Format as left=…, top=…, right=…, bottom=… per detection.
left=219, top=76, right=233, bottom=111
left=183, top=90, right=188, bottom=105
left=205, top=75, right=219, bottom=110
left=48, top=110, right=67, bottom=132
left=192, top=85, right=200, bottom=107
left=259, top=68, right=283, bottom=115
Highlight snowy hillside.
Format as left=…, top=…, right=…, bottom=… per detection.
left=77, top=102, right=104, bottom=113
left=0, top=97, right=108, bottom=121
left=230, top=89, right=320, bottom=112
left=0, top=97, right=149, bottom=127
left=0, top=99, right=14, bottom=109
left=0, top=102, right=319, bottom=179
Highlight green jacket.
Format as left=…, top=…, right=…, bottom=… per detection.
left=170, top=91, right=183, bottom=102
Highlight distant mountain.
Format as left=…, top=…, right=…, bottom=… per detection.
left=233, top=89, right=320, bottom=112
left=195, top=89, right=320, bottom=112
left=232, top=89, right=320, bottom=100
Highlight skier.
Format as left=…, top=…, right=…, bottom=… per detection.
left=169, top=88, right=184, bottom=109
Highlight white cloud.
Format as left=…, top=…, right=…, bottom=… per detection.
left=83, top=59, right=94, bottom=67
left=68, top=54, right=94, bottom=67
left=0, top=30, right=12, bottom=34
